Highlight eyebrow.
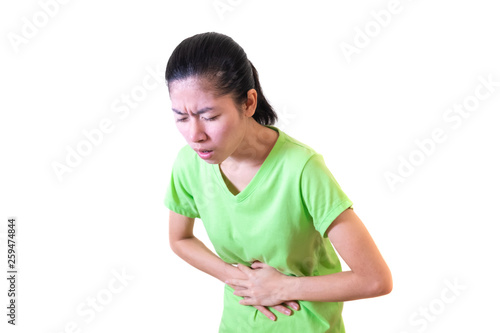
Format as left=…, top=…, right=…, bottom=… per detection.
left=172, top=107, right=214, bottom=115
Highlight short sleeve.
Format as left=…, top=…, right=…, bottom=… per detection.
left=164, top=148, right=200, bottom=219
left=300, top=153, right=353, bottom=238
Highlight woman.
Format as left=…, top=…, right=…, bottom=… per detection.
left=165, top=32, right=392, bottom=332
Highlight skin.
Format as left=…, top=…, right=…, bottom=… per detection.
left=169, top=76, right=298, bottom=320
left=227, top=207, right=393, bottom=305
left=169, top=75, right=393, bottom=321
left=169, top=76, right=279, bottom=182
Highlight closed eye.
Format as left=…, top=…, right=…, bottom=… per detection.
left=203, top=115, right=219, bottom=121
left=175, top=115, right=219, bottom=122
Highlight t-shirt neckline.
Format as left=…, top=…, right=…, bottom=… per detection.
left=211, top=125, right=284, bottom=203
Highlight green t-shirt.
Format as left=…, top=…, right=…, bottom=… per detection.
left=165, top=125, right=353, bottom=332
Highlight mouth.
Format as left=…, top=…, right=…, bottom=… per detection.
left=195, top=149, right=214, bottom=160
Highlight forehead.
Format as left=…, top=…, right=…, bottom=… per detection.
left=169, top=76, right=214, bottom=96
left=169, top=76, right=237, bottom=111
left=170, top=77, right=216, bottom=101
left=169, top=77, right=212, bottom=103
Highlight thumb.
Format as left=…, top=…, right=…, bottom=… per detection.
left=237, top=263, right=252, bottom=272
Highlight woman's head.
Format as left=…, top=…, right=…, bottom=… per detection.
left=165, top=32, right=277, bottom=126
left=165, top=32, right=278, bottom=164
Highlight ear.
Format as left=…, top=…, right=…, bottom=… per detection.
left=242, top=89, right=258, bottom=117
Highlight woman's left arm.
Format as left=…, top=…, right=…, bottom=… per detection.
left=283, top=207, right=392, bottom=302
left=227, top=208, right=392, bottom=305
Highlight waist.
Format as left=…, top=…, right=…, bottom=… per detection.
left=219, top=284, right=345, bottom=333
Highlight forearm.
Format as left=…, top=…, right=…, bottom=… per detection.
left=281, top=208, right=393, bottom=303
left=170, top=236, right=242, bottom=283
left=281, top=270, right=392, bottom=303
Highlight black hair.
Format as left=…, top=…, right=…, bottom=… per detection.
left=165, top=32, right=278, bottom=126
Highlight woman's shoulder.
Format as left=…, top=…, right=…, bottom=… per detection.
left=277, top=127, right=320, bottom=163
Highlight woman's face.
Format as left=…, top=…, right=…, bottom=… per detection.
left=169, top=76, right=250, bottom=164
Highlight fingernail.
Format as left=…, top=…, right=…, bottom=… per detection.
left=292, top=304, right=299, bottom=310
left=269, top=315, right=275, bottom=321
left=285, top=310, right=291, bottom=315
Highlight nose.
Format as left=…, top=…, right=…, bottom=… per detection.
left=189, top=119, right=207, bottom=143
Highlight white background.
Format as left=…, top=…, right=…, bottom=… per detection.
left=1, top=0, right=499, bottom=332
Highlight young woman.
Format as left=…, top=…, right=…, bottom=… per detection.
left=165, top=32, right=392, bottom=332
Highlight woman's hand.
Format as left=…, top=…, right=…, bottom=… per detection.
left=224, top=260, right=300, bottom=320
left=233, top=285, right=299, bottom=321
left=225, top=261, right=296, bottom=307
left=253, top=301, right=300, bottom=321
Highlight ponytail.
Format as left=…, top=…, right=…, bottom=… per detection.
left=249, top=61, right=278, bottom=126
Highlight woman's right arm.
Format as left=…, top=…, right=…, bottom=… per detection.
left=168, top=210, right=299, bottom=321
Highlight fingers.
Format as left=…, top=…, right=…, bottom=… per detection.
left=225, top=278, right=247, bottom=289
left=239, top=297, right=252, bottom=306
left=271, top=304, right=293, bottom=316
left=237, top=263, right=253, bottom=273
left=233, top=288, right=248, bottom=298
left=283, top=300, right=300, bottom=311
left=253, top=303, right=298, bottom=322
left=253, top=305, right=276, bottom=321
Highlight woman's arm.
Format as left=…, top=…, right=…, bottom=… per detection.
left=283, top=208, right=392, bottom=302
left=168, top=210, right=300, bottom=320
left=169, top=209, right=230, bottom=283
left=228, top=208, right=392, bottom=305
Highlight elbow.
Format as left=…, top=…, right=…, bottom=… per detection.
left=368, top=270, right=393, bottom=297
left=169, top=236, right=194, bottom=256
left=375, top=276, right=393, bottom=296
left=169, top=238, right=182, bottom=255
left=169, top=234, right=185, bottom=254
left=169, top=241, right=177, bottom=253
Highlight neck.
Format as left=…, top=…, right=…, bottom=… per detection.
left=223, top=120, right=278, bottom=168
